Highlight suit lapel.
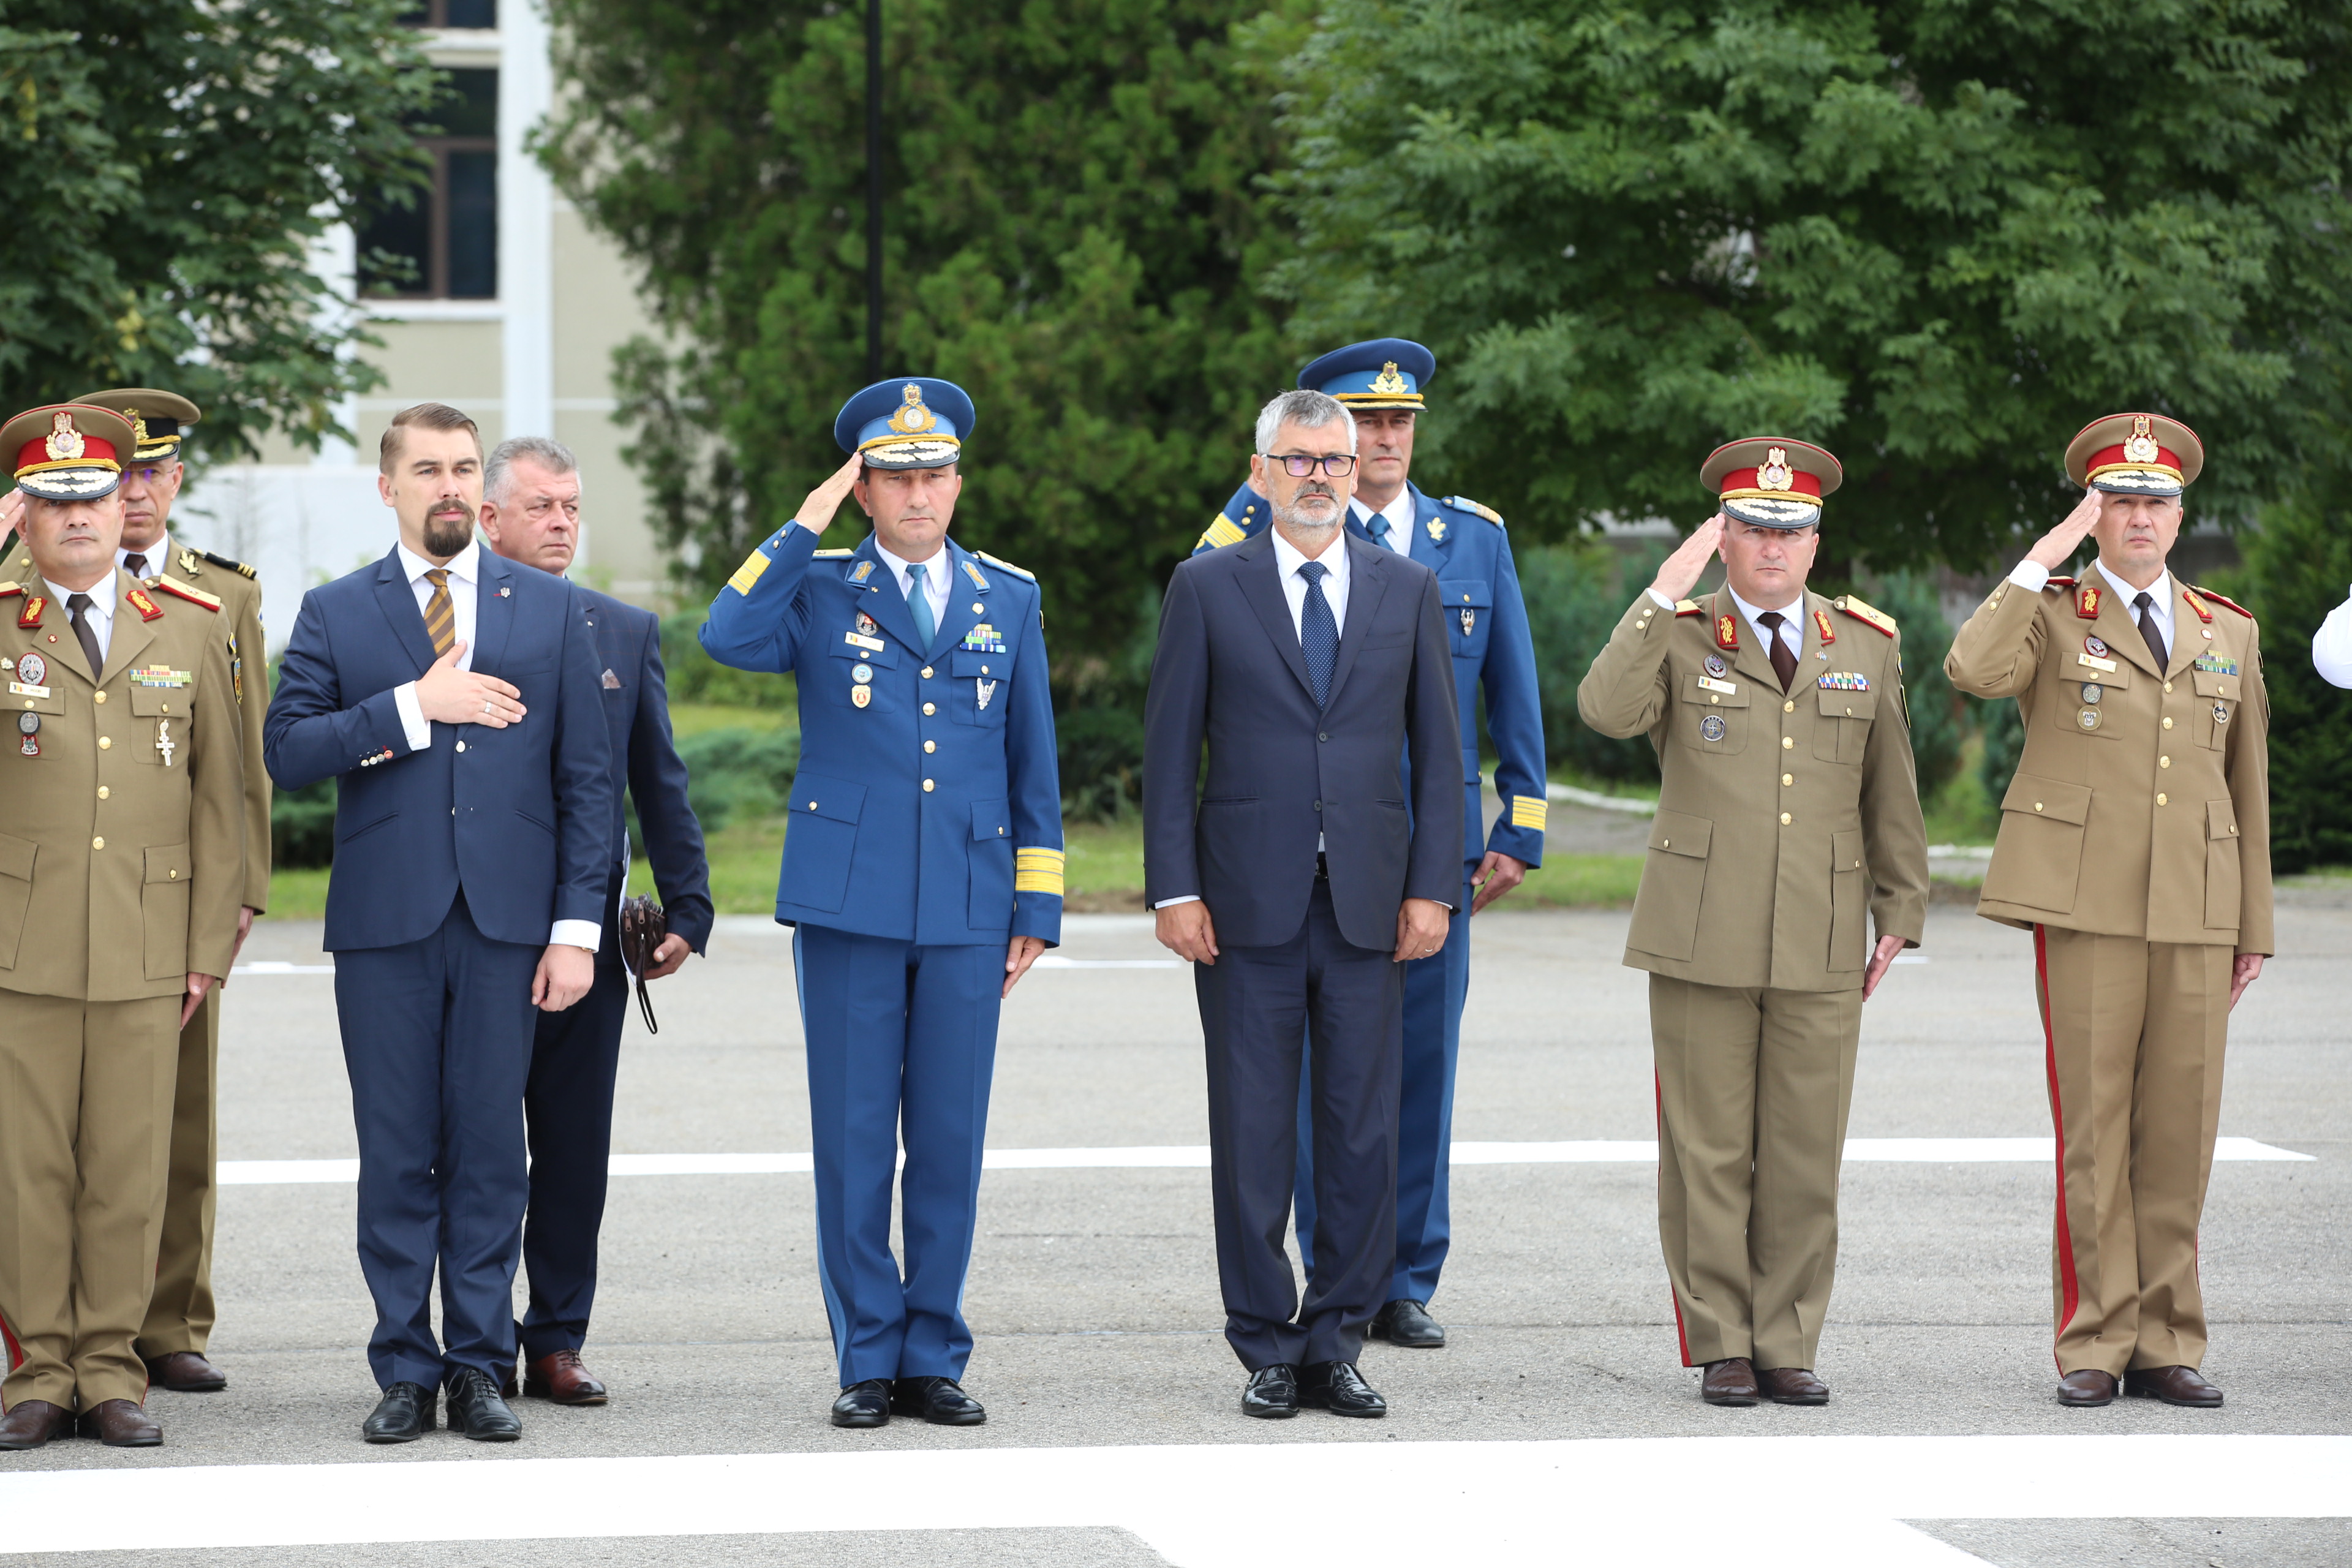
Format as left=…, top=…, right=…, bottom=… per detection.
left=2087, top=564, right=2163, bottom=680
left=100, top=568, right=156, bottom=685
left=2167, top=580, right=2206, bottom=679
left=472, top=550, right=518, bottom=671
left=1321, top=533, right=1391, bottom=712
left=1408, top=485, right=1454, bottom=570
left=929, top=541, right=989, bottom=660
left=1714, top=590, right=1782, bottom=693
left=854, top=535, right=933, bottom=658
left=1235, top=532, right=1317, bottom=703
left=372, top=548, right=443, bottom=677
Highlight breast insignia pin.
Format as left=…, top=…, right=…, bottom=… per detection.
left=1699, top=714, right=1727, bottom=742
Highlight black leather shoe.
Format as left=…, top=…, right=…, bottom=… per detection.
left=1241, top=1364, right=1298, bottom=1419
left=2125, top=1365, right=2223, bottom=1408
left=890, top=1376, right=986, bottom=1425
left=445, top=1368, right=522, bottom=1441
left=2056, top=1370, right=2119, bottom=1408
left=1757, top=1366, right=1828, bottom=1404
left=78, top=1400, right=163, bottom=1447
left=1298, top=1360, right=1387, bottom=1417
left=1371, top=1299, right=1447, bottom=1349
left=831, top=1379, right=891, bottom=1428
left=0, top=1400, right=70, bottom=1450
left=363, top=1382, right=436, bottom=1443
left=145, top=1351, right=228, bottom=1393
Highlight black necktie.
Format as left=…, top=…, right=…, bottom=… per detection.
left=2133, top=590, right=2168, bottom=671
left=67, top=592, right=104, bottom=677
left=123, top=552, right=148, bottom=580
left=1298, top=559, right=1338, bottom=707
left=1757, top=610, right=1799, bottom=693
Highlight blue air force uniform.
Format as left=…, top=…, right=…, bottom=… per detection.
left=1194, top=340, right=1547, bottom=1312
left=699, top=379, right=1063, bottom=1392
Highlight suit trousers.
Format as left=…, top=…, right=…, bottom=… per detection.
left=518, top=923, right=631, bottom=1363
left=334, top=890, right=542, bottom=1390
left=0, top=991, right=178, bottom=1411
left=1197, top=878, right=1403, bottom=1370
left=1649, top=974, right=1863, bottom=1371
left=1293, top=867, right=1471, bottom=1304
left=794, top=925, right=1003, bottom=1386
left=2034, top=925, right=2231, bottom=1376
left=136, top=984, right=221, bottom=1360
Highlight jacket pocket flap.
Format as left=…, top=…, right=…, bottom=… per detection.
left=2206, top=799, right=2240, bottom=840
left=1439, top=578, right=1493, bottom=609
left=128, top=685, right=192, bottom=717
left=2068, top=658, right=2129, bottom=688
left=1831, top=827, right=1866, bottom=872
left=1815, top=688, right=1879, bottom=720
left=971, top=798, right=1011, bottom=842
left=1683, top=677, right=1751, bottom=707
left=829, top=636, right=900, bottom=666
left=2000, top=774, right=2092, bottom=826
left=0, top=831, right=34, bottom=881
left=950, top=650, right=1010, bottom=679
left=2192, top=670, right=2239, bottom=700
left=143, top=843, right=191, bottom=884
left=1649, top=810, right=1712, bottom=858
left=790, top=772, right=866, bottom=824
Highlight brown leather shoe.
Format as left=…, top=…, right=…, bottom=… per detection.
left=2056, top=1369, right=2119, bottom=1407
left=78, top=1399, right=162, bottom=1447
left=2124, top=1365, right=2223, bottom=1408
left=521, top=1349, right=608, bottom=1406
left=1700, top=1357, right=1759, bottom=1406
left=1757, top=1366, right=1828, bottom=1404
left=145, top=1351, right=227, bottom=1393
left=0, top=1400, right=71, bottom=1450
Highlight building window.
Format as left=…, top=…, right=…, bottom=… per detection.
left=399, top=0, right=499, bottom=26
left=358, top=68, right=498, bottom=300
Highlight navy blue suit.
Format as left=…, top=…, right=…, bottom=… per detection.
left=264, top=545, right=612, bottom=1390
left=519, top=589, right=714, bottom=1365
left=701, top=525, right=1061, bottom=1385
left=1197, top=481, right=1546, bottom=1305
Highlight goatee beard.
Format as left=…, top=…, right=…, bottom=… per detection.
left=422, top=511, right=475, bottom=557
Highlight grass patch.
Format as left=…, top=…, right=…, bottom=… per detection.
left=1512, top=853, right=1645, bottom=908
left=1923, top=729, right=2000, bottom=845
left=668, top=700, right=793, bottom=741
left=263, top=865, right=331, bottom=922
left=1546, top=764, right=1660, bottom=803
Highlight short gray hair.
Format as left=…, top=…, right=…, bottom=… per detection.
left=1254, top=389, right=1357, bottom=458
left=485, top=435, right=579, bottom=507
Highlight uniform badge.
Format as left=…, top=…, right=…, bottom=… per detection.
left=2180, top=589, right=2214, bottom=625
left=2076, top=584, right=2101, bottom=620
left=2214, top=701, right=2230, bottom=726
left=851, top=663, right=874, bottom=685
left=179, top=547, right=203, bottom=578
left=856, top=611, right=878, bottom=637
left=1426, top=518, right=1447, bottom=543
left=2078, top=708, right=2101, bottom=731
left=845, top=630, right=885, bottom=652
left=960, top=559, right=989, bottom=590
left=499, top=586, right=511, bottom=598
left=1812, top=608, right=1835, bottom=646
left=2084, top=635, right=2108, bottom=657
left=850, top=560, right=876, bottom=584
left=1459, top=607, right=1477, bottom=636
left=17, top=652, right=46, bottom=688
left=2077, top=651, right=2117, bottom=674
left=130, top=665, right=190, bottom=687
left=154, top=718, right=176, bottom=767
left=1698, top=714, right=1727, bottom=742
left=977, top=679, right=997, bottom=710
left=2080, top=682, right=2103, bottom=704
left=17, top=711, right=38, bottom=756
left=43, top=409, right=84, bottom=461
left=1714, top=614, right=1738, bottom=650
left=1818, top=671, right=1869, bottom=692
left=851, top=684, right=872, bottom=709
left=126, top=587, right=164, bottom=622
left=962, top=623, right=1006, bottom=654
left=1703, top=654, right=1728, bottom=679
left=2193, top=652, right=2238, bottom=676
left=17, top=595, right=43, bottom=630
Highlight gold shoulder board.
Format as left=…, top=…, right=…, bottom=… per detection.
left=811, top=548, right=856, bottom=559
left=1441, top=495, right=1504, bottom=525
left=976, top=550, right=1035, bottom=582
left=1673, top=600, right=1703, bottom=617
left=153, top=577, right=222, bottom=612
left=2192, top=585, right=2256, bottom=619
left=1833, top=594, right=1897, bottom=637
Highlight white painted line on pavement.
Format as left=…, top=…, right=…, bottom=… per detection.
left=216, top=1135, right=2312, bottom=1186
left=1546, top=780, right=1658, bottom=814
left=1, top=1435, right=2345, bottom=1564
left=230, top=962, right=336, bottom=974
left=1030, top=956, right=1182, bottom=969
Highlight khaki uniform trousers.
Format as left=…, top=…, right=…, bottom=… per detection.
left=1650, top=976, right=1863, bottom=1371
left=0, top=991, right=178, bottom=1411
left=2034, top=925, right=2230, bottom=1377
left=137, top=985, right=220, bottom=1359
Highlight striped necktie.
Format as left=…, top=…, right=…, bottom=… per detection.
left=422, top=568, right=456, bottom=657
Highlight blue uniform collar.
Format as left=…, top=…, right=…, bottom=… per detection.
left=843, top=531, right=992, bottom=658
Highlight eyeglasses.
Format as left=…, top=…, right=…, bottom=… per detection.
left=1266, top=453, right=1357, bottom=478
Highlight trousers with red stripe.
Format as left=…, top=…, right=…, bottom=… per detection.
left=2035, top=925, right=2231, bottom=1377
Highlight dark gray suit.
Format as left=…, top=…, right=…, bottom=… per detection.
left=1144, top=528, right=1460, bottom=1368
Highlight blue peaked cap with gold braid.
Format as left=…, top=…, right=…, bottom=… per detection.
left=1297, top=338, right=1435, bottom=410
left=834, top=377, right=976, bottom=470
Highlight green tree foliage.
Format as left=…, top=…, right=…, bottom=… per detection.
left=2228, top=483, right=2352, bottom=873
left=1864, top=570, right=1963, bottom=797
left=1267, top=0, right=2352, bottom=571
left=537, top=0, right=1302, bottom=683
left=1516, top=535, right=1665, bottom=780
left=0, top=2, right=436, bottom=454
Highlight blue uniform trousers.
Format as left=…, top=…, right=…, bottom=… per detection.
left=334, top=891, right=541, bottom=1390
left=517, top=895, right=631, bottom=1362
left=794, top=924, right=1003, bottom=1386
left=1295, top=866, right=1473, bottom=1303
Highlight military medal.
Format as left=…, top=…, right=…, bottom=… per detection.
left=2080, top=682, right=2102, bottom=704
left=1818, top=671, right=1869, bottom=691
left=155, top=718, right=176, bottom=767
left=856, top=611, right=878, bottom=637
left=1698, top=714, right=1727, bottom=742
left=1460, top=607, right=1477, bottom=636
left=1703, top=654, right=1728, bottom=678
left=17, top=652, right=45, bottom=688
left=17, top=711, right=37, bottom=756
left=2084, top=635, right=2108, bottom=657
left=977, top=679, right=997, bottom=710
left=2078, top=708, right=2101, bottom=731
left=851, top=684, right=872, bottom=709
left=2214, top=701, right=2230, bottom=726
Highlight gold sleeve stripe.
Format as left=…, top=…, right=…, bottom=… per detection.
left=1014, top=846, right=1065, bottom=896
left=726, top=546, right=773, bottom=595
left=1509, top=796, right=1548, bottom=831
left=1199, top=515, right=1246, bottom=551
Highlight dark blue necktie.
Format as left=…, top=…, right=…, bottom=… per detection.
left=1298, top=559, right=1337, bottom=707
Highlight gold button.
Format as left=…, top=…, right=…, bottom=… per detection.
left=1709, top=695, right=1719, bottom=705
left=1782, top=773, right=1793, bottom=786
left=923, top=778, right=935, bottom=792
left=924, top=740, right=937, bottom=753
left=2231, top=824, right=2238, bottom=834
left=2034, top=802, right=2044, bottom=812
left=169, top=869, right=177, bottom=879
left=922, top=666, right=934, bottom=679
left=92, top=690, right=105, bottom=704
left=2160, top=756, right=2171, bottom=768
left=96, top=786, right=108, bottom=800
left=2164, top=680, right=2173, bottom=693
left=972, top=603, right=984, bottom=614
left=1661, top=839, right=1670, bottom=848
left=923, top=703, right=935, bottom=715
left=1781, top=736, right=1793, bottom=750
left=807, top=801, right=817, bottom=810
left=2162, top=717, right=2173, bottom=730
left=98, top=736, right=110, bottom=750
left=2157, top=793, right=2168, bottom=805
left=91, top=836, right=104, bottom=849
left=1779, top=812, right=1792, bottom=826
left=1783, top=700, right=1793, bottom=713
left=160, top=703, right=168, bottom=713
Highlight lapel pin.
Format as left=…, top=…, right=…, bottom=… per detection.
left=499, top=586, right=511, bottom=598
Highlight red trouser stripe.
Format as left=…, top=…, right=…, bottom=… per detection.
left=0, top=1303, right=23, bottom=1411
left=2034, top=924, right=2081, bottom=1368
left=1655, top=1071, right=1693, bottom=1367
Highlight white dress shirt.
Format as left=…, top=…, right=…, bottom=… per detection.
left=2007, top=559, right=2174, bottom=655
left=874, top=538, right=954, bottom=631
left=1349, top=491, right=1415, bottom=555
left=388, top=538, right=596, bottom=952
left=44, top=571, right=116, bottom=665
left=2315, top=587, right=2352, bottom=690
left=1725, top=584, right=1806, bottom=662
left=118, top=533, right=171, bottom=578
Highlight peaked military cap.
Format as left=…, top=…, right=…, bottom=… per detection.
left=5, top=404, right=137, bottom=500
left=835, top=378, right=974, bottom=470
left=2064, top=412, right=2203, bottom=497
left=74, top=387, right=201, bottom=466
left=1298, top=338, right=1435, bottom=411
left=1700, top=436, right=1843, bottom=530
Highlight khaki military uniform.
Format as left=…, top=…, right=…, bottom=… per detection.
left=0, top=567, right=244, bottom=1412
left=1946, top=559, right=2271, bottom=1377
left=1580, top=587, right=1929, bottom=1370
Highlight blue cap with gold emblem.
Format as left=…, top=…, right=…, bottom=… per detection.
left=834, top=377, right=975, bottom=470
left=1297, top=338, right=1434, bottom=411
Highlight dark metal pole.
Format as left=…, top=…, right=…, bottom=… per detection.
left=865, top=0, right=883, bottom=382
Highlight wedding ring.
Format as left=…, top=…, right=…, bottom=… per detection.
left=483, top=698, right=494, bottom=714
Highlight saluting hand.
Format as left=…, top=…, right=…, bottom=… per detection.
left=2026, top=488, right=2103, bottom=573
left=0, top=486, right=22, bottom=544
left=793, top=451, right=867, bottom=537
left=415, top=640, right=527, bottom=728
left=1648, top=513, right=1725, bottom=605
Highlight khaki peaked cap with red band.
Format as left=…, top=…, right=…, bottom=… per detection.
left=4, top=404, right=136, bottom=501
left=2064, top=412, right=2203, bottom=498
left=1698, top=436, right=1843, bottom=530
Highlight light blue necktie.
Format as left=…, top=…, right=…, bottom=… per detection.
left=907, top=562, right=936, bottom=647
left=1298, top=560, right=1337, bottom=708
left=1363, top=509, right=1390, bottom=545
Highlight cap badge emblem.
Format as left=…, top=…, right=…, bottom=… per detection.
left=888, top=384, right=937, bottom=435
left=1368, top=360, right=1409, bottom=395
left=2123, top=415, right=2160, bottom=464
left=44, top=411, right=84, bottom=462
left=126, top=408, right=149, bottom=447
left=1756, top=447, right=1793, bottom=491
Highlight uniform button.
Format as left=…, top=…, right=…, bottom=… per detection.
left=2230, top=824, right=2238, bottom=834
left=2201, top=628, right=2212, bottom=639
left=922, top=666, right=934, bottom=679
left=1783, top=700, right=1794, bottom=713
left=972, top=603, right=984, bottom=614
left=1709, top=695, right=1719, bottom=704
left=922, top=703, right=935, bottom=715
left=92, top=836, right=104, bottom=849
left=924, top=740, right=937, bottom=753
left=923, top=778, right=935, bottom=792
left=92, top=690, right=105, bottom=704
left=807, top=801, right=818, bottom=810
left=2157, top=793, right=2168, bottom=805
left=1845, top=706, right=1853, bottom=715
left=2162, top=716, right=2173, bottom=730
left=1782, top=773, right=1793, bottom=786
left=2034, top=802, right=2044, bottom=812
left=2163, top=680, right=2173, bottom=693
left=1318, top=732, right=1329, bottom=742
left=1779, top=812, right=1791, bottom=826
left=1313, top=800, right=1322, bottom=812
left=98, top=736, right=111, bottom=750
left=1661, top=839, right=1670, bottom=848
left=96, top=786, right=108, bottom=800
left=1781, top=736, right=1793, bottom=750
left=2160, top=755, right=2171, bottom=768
